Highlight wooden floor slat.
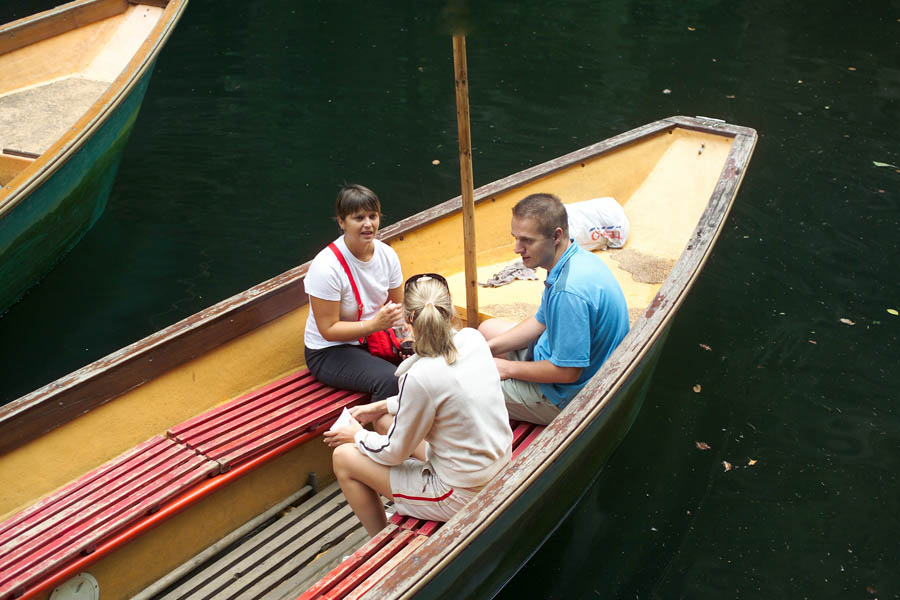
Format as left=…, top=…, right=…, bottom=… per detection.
left=146, top=482, right=374, bottom=600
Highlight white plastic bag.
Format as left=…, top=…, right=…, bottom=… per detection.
left=566, top=197, right=629, bottom=250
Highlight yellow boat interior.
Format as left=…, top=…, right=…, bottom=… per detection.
left=0, top=0, right=168, bottom=186
left=0, top=124, right=735, bottom=598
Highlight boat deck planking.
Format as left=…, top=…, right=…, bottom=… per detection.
left=0, top=3, right=164, bottom=155
left=444, top=127, right=733, bottom=325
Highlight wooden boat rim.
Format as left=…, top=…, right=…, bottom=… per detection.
left=0, top=0, right=189, bottom=219
left=0, top=116, right=756, bottom=457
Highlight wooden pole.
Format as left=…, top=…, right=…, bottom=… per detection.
left=452, top=35, right=479, bottom=327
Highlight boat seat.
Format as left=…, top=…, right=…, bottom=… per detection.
left=0, top=436, right=220, bottom=599
left=296, top=420, right=546, bottom=600
left=0, top=369, right=367, bottom=600
left=168, top=369, right=367, bottom=472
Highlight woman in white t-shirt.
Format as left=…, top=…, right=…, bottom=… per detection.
left=323, top=274, right=513, bottom=536
left=304, top=184, right=404, bottom=401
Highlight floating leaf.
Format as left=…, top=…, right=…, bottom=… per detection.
left=696, top=441, right=711, bottom=450
left=840, top=318, right=855, bottom=325
left=725, top=94, right=736, bottom=99
left=809, top=340, right=817, bottom=344
left=848, top=66, right=857, bottom=71
left=662, top=88, right=672, bottom=94
left=699, top=343, right=712, bottom=351
left=873, top=161, right=898, bottom=168
left=692, top=384, right=702, bottom=393
left=888, top=309, right=899, bottom=316
left=431, top=159, right=441, bottom=165
left=748, top=458, right=758, bottom=466
left=722, top=461, right=732, bottom=472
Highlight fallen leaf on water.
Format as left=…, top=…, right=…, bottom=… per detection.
left=696, top=441, right=711, bottom=450
left=840, top=318, right=855, bottom=325
left=873, top=161, right=898, bottom=168
left=431, top=159, right=440, bottom=165
left=809, top=340, right=817, bottom=344
left=688, top=26, right=696, bottom=31
left=725, top=94, right=736, bottom=99
left=723, top=461, right=732, bottom=472
left=662, top=88, right=672, bottom=94
left=848, top=66, right=857, bottom=71
left=692, top=384, right=702, bottom=393
left=888, top=309, right=899, bottom=316
left=748, top=458, right=758, bottom=466
left=699, top=343, right=712, bottom=351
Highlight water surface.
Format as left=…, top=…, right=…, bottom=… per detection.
left=1, top=1, right=897, bottom=598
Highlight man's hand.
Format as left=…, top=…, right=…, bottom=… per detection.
left=494, top=357, right=513, bottom=380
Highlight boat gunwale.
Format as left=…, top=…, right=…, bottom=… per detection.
left=356, top=117, right=758, bottom=600
left=0, top=0, right=188, bottom=218
left=0, top=117, right=754, bottom=460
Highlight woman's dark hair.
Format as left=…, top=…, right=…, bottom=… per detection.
left=335, top=184, right=381, bottom=221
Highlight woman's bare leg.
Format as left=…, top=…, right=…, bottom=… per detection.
left=332, top=443, right=394, bottom=536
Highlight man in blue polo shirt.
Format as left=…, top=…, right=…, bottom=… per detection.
left=479, top=193, right=629, bottom=424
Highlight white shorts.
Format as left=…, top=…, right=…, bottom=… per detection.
left=389, top=459, right=480, bottom=522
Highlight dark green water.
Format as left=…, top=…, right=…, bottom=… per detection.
left=1, top=1, right=897, bottom=598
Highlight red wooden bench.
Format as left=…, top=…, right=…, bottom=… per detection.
left=169, top=369, right=367, bottom=472
left=0, top=436, right=219, bottom=599
left=0, top=369, right=367, bottom=600
left=297, top=420, right=546, bottom=600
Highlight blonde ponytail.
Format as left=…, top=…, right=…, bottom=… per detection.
left=404, top=277, right=457, bottom=364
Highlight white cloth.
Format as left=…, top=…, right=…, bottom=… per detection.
left=303, top=236, right=403, bottom=350
left=354, top=328, right=513, bottom=489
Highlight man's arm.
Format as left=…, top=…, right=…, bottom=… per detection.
left=494, top=357, right=582, bottom=384
left=486, top=316, right=545, bottom=356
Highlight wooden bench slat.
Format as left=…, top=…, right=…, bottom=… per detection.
left=343, top=534, right=429, bottom=600
left=210, top=393, right=366, bottom=469
left=169, top=371, right=317, bottom=435
left=0, top=436, right=171, bottom=542
left=319, top=530, right=415, bottom=600
left=169, top=375, right=326, bottom=444
left=171, top=381, right=334, bottom=450
left=0, top=448, right=216, bottom=596
left=0, top=438, right=186, bottom=562
left=512, top=424, right=544, bottom=460
left=296, top=525, right=399, bottom=600
left=179, top=386, right=356, bottom=457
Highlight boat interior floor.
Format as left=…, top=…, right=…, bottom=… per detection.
left=0, top=77, right=110, bottom=155
left=135, top=480, right=380, bottom=600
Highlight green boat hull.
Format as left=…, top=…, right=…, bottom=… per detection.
left=0, top=66, right=155, bottom=315
left=415, top=326, right=671, bottom=599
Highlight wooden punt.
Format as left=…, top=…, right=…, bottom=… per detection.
left=0, top=116, right=756, bottom=599
left=0, top=0, right=188, bottom=314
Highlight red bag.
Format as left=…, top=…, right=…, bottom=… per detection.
left=328, top=243, right=402, bottom=365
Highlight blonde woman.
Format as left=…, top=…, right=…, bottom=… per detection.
left=324, top=274, right=513, bottom=536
